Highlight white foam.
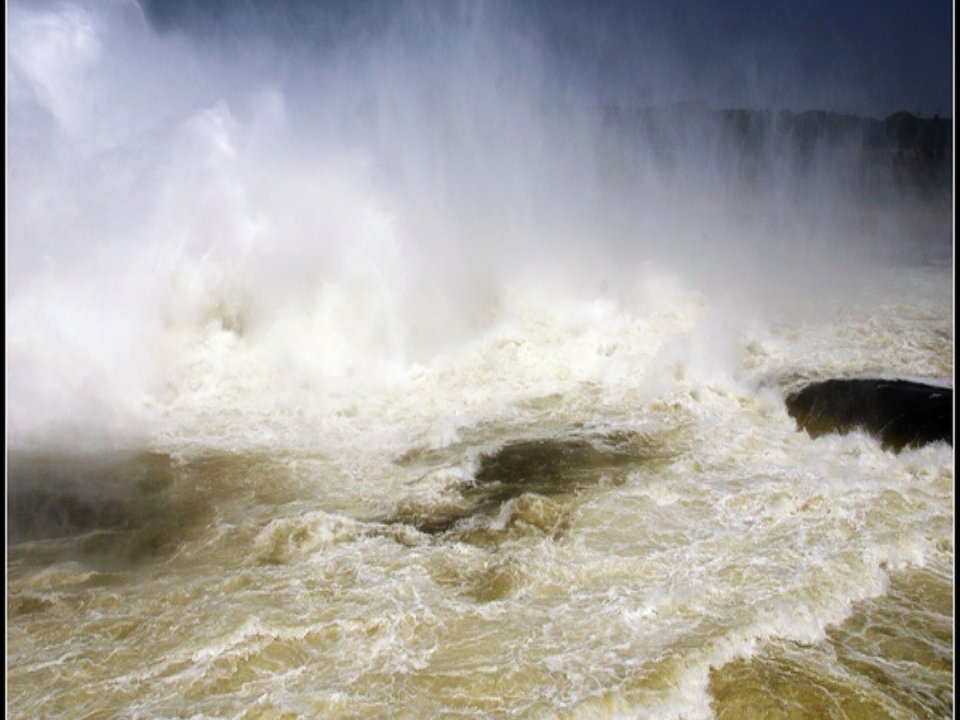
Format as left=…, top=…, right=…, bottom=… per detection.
left=9, top=0, right=950, bottom=456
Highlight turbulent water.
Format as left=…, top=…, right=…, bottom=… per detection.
left=6, top=2, right=954, bottom=719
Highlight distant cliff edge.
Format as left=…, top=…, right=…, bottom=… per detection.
left=599, top=105, right=952, bottom=193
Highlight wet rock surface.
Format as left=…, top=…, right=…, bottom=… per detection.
left=785, top=379, right=952, bottom=452
left=388, top=430, right=677, bottom=539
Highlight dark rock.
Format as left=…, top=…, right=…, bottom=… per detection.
left=6, top=450, right=218, bottom=567
left=785, top=379, right=953, bottom=452
left=387, top=430, right=678, bottom=538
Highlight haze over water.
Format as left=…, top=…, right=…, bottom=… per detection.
left=6, top=1, right=953, bottom=718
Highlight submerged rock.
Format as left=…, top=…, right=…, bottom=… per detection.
left=387, top=430, right=679, bottom=539
left=785, top=379, right=953, bottom=452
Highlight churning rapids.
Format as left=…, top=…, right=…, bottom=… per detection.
left=6, top=2, right=953, bottom=719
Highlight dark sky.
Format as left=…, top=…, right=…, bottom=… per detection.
left=142, top=0, right=953, bottom=118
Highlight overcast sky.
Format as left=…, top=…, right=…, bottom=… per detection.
left=535, top=0, right=953, bottom=116
left=141, top=0, right=952, bottom=118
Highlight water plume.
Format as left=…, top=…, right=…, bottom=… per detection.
left=7, top=0, right=951, bottom=454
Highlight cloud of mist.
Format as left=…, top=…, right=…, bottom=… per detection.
left=6, top=0, right=952, bottom=451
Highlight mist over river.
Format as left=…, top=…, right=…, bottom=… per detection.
left=6, top=1, right=953, bottom=718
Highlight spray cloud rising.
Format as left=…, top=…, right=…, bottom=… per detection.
left=6, top=0, right=952, bottom=451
